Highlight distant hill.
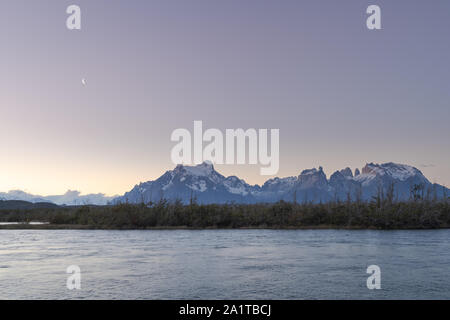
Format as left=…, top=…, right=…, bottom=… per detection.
left=113, top=162, right=449, bottom=205
left=0, top=200, right=59, bottom=210
left=0, top=190, right=116, bottom=206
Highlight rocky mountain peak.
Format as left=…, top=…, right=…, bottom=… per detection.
left=339, top=167, right=353, bottom=178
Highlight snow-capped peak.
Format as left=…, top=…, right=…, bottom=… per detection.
left=359, top=162, right=422, bottom=181
left=184, top=161, right=215, bottom=177
left=112, top=161, right=447, bottom=205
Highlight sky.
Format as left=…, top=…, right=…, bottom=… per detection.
left=1, top=0, right=449, bottom=196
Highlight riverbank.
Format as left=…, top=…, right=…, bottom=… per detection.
left=1, top=223, right=449, bottom=230
left=1, top=200, right=449, bottom=230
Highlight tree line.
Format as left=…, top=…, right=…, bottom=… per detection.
left=0, top=189, right=448, bottom=230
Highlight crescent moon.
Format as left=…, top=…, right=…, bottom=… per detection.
left=81, top=78, right=87, bottom=86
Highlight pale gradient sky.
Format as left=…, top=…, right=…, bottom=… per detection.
left=1, top=0, right=449, bottom=196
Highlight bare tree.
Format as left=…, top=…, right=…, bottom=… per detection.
left=410, top=183, right=424, bottom=202
left=354, top=184, right=363, bottom=204
left=386, top=182, right=395, bottom=206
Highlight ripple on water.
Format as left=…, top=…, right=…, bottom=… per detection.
left=0, top=229, right=449, bottom=299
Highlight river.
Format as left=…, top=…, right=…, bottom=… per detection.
left=0, top=229, right=449, bottom=299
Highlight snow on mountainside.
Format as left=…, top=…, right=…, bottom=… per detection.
left=354, top=162, right=422, bottom=185
left=114, top=162, right=449, bottom=204
left=261, top=176, right=297, bottom=193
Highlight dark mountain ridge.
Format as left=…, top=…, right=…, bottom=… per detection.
left=113, top=162, right=449, bottom=205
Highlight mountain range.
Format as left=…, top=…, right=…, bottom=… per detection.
left=2, top=162, right=447, bottom=206
left=113, top=162, right=449, bottom=205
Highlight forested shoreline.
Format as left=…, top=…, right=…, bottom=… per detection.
left=0, top=198, right=449, bottom=230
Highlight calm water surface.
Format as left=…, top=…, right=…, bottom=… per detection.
left=0, top=229, right=449, bottom=299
